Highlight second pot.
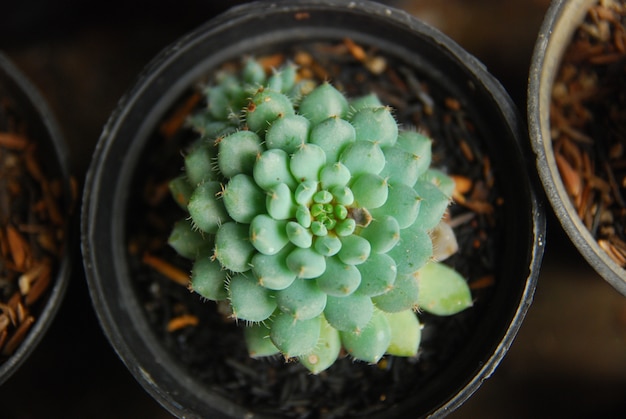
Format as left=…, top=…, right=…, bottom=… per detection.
left=529, top=0, right=626, bottom=296
left=0, top=52, right=74, bottom=385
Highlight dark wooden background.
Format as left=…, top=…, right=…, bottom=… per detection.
left=1, top=1, right=625, bottom=417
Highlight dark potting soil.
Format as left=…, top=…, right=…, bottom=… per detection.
left=126, top=41, right=501, bottom=417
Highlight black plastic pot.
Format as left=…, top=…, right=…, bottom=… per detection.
left=81, top=1, right=545, bottom=417
left=528, top=0, right=626, bottom=297
left=0, top=53, right=73, bottom=385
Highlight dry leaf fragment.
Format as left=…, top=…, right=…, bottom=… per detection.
left=142, top=252, right=190, bottom=287
left=25, top=262, right=52, bottom=306
left=450, top=175, right=472, bottom=195
left=167, top=314, right=200, bottom=332
left=6, top=225, right=29, bottom=271
left=555, top=152, right=582, bottom=199
left=1, top=315, right=34, bottom=356
left=0, top=132, right=28, bottom=150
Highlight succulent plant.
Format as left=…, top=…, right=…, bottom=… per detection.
left=168, top=59, right=473, bottom=374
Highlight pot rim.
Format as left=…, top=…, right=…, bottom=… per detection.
left=528, top=0, right=626, bottom=296
left=0, top=52, right=74, bottom=385
left=82, top=1, right=545, bottom=417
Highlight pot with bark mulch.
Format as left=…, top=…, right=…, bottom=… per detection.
left=529, top=0, right=626, bottom=296
left=81, top=1, right=545, bottom=417
left=0, top=53, right=74, bottom=385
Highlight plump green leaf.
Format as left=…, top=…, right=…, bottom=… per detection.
left=356, top=252, right=397, bottom=297
left=251, top=245, right=296, bottom=290
left=319, top=162, right=351, bottom=190
left=265, top=114, right=310, bottom=155
left=298, top=82, right=349, bottom=125
left=358, top=215, right=400, bottom=254
left=340, top=309, right=391, bottom=363
left=309, top=116, right=356, bottom=162
left=184, top=141, right=217, bottom=186
left=316, top=256, right=361, bottom=296
left=270, top=311, right=321, bottom=358
left=349, top=93, right=382, bottom=112
left=413, top=179, right=451, bottom=231
left=294, top=180, right=319, bottom=206
left=338, top=235, right=371, bottom=265
left=168, top=218, right=213, bottom=259
left=191, top=256, right=228, bottom=301
left=228, top=273, right=276, bottom=321
left=244, top=322, right=280, bottom=358
left=276, top=278, right=327, bottom=320
left=371, top=272, right=420, bottom=313
left=420, top=168, right=455, bottom=197
left=299, top=316, right=341, bottom=374
left=339, top=140, right=385, bottom=176
left=350, top=106, right=398, bottom=147
left=169, top=175, right=194, bottom=209
left=249, top=214, right=289, bottom=255
left=290, top=143, right=326, bottom=183
left=351, top=173, right=388, bottom=209
left=187, top=181, right=229, bottom=234
left=386, top=224, right=432, bottom=275
left=324, top=293, right=373, bottom=333
left=242, top=59, right=266, bottom=86
left=371, top=183, right=420, bottom=229
left=218, top=130, right=263, bottom=178
left=266, top=182, right=297, bottom=220
left=223, top=174, right=265, bottom=223
left=380, top=145, right=420, bottom=187
left=416, top=262, right=473, bottom=316
left=246, top=90, right=295, bottom=132
left=286, top=247, right=326, bottom=279
left=395, top=130, right=432, bottom=177
left=383, top=310, right=420, bottom=357
left=215, top=222, right=255, bottom=272
left=313, top=234, right=342, bottom=257
left=254, top=148, right=297, bottom=190
left=286, top=221, right=313, bottom=248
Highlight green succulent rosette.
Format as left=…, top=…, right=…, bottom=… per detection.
left=168, top=59, right=473, bottom=374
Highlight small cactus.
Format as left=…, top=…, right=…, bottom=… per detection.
left=168, top=59, right=473, bottom=374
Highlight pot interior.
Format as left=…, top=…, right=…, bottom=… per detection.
left=84, top=2, right=543, bottom=417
